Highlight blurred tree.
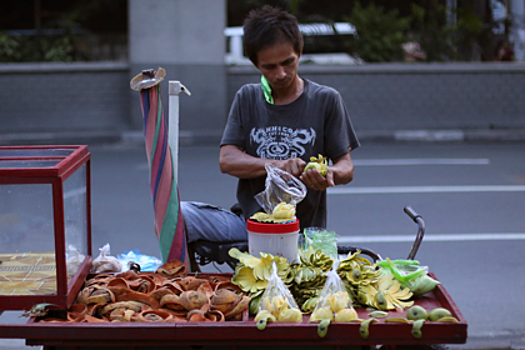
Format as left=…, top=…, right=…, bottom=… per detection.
left=0, top=0, right=126, bottom=62
left=345, top=2, right=410, bottom=62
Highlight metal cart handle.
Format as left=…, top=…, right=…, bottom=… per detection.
left=404, top=206, right=425, bottom=260
left=337, top=246, right=382, bottom=262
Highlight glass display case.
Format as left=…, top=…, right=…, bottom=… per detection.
left=0, top=145, right=92, bottom=310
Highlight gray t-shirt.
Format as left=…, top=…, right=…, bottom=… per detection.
left=220, top=78, right=360, bottom=230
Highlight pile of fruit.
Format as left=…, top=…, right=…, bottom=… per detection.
left=230, top=247, right=415, bottom=314
left=229, top=247, right=458, bottom=339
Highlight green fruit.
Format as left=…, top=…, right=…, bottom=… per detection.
left=406, top=305, right=428, bottom=321
left=256, top=318, right=268, bottom=330
left=374, top=291, right=388, bottom=310
left=411, top=319, right=425, bottom=339
left=359, top=318, right=377, bottom=339
left=437, top=316, right=459, bottom=323
left=317, top=319, right=330, bottom=338
left=428, top=307, right=452, bottom=321
left=304, top=162, right=322, bottom=172
left=368, top=311, right=388, bottom=318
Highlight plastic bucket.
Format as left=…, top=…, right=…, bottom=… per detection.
left=247, top=219, right=300, bottom=263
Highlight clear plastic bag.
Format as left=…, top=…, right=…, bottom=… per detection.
left=117, top=249, right=163, bottom=272
left=66, top=245, right=85, bottom=276
left=310, top=260, right=358, bottom=323
left=254, top=262, right=303, bottom=329
left=92, top=243, right=123, bottom=273
left=303, top=227, right=339, bottom=259
left=255, top=164, right=307, bottom=215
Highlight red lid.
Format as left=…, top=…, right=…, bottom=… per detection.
left=247, top=219, right=300, bottom=234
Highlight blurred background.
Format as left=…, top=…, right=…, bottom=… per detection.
left=1, top=0, right=524, bottom=147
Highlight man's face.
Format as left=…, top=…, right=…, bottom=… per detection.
left=256, top=42, right=301, bottom=91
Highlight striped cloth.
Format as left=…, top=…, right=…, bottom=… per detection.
left=139, top=84, right=188, bottom=267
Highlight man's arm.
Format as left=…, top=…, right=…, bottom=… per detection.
left=299, top=152, right=354, bottom=191
left=219, top=145, right=306, bottom=179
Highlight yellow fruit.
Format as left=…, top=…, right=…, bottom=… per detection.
left=310, top=306, right=333, bottom=323
left=277, top=307, right=303, bottom=322
left=334, top=308, right=359, bottom=322
left=254, top=310, right=276, bottom=323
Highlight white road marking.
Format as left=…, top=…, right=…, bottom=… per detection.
left=338, top=233, right=525, bottom=244
left=353, top=158, right=490, bottom=166
left=328, top=185, right=525, bottom=195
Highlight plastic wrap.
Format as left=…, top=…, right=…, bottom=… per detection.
left=117, top=249, right=163, bottom=272
left=66, top=245, right=86, bottom=276
left=254, top=164, right=307, bottom=215
left=310, top=260, right=358, bottom=323
left=254, top=262, right=303, bottom=329
left=92, top=243, right=122, bottom=273
left=377, top=258, right=440, bottom=296
left=303, top=227, right=338, bottom=259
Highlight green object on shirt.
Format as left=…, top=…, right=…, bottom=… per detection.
left=261, top=76, right=274, bottom=104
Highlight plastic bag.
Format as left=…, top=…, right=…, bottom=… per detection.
left=66, top=245, right=85, bottom=276
left=303, top=227, right=339, bottom=259
left=254, top=164, right=307, bottom=215
left=254, top=262, right=303, bottom=329
left=310, top=260, right=358, bottom=323
left=92, top=243, right=123, bottom=273
left=117, top=249, right=163, bottom=272
left=377, top=258, right=440, bottom=297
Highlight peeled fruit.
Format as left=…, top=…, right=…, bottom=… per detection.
left=310, top=306, right=333, bottom=323
left=277, top=308, right=302, bottom=322
left=428, top=307, right=452, bottom=321
left=334, top=308, right=358, bottom=322
left=406, top=305, right=428, bottom=321
left=304, top=154, right=327, bottom=176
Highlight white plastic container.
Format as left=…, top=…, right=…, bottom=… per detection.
left=247, top=219, right=300, bottom=263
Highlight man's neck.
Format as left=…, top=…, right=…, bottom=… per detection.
left=272, top=76, right=304, bottom=105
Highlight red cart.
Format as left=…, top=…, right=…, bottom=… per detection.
left=0, top=208, right=467, bottom=350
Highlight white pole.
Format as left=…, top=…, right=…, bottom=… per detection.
left=446, top=0, right=457, bottom=25
left=510, top=0, right=525, bottom=61
left=168, top=80, right=191, bottom=184
left=168, top=81, right=181, bottom=184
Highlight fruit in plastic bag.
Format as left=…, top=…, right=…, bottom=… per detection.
left=310, top=260, right=359, bottom=338
left=253, top=262, right=302, bottom=330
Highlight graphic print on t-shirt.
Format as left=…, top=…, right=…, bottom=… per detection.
left=250, top=126, right=316, bottom=160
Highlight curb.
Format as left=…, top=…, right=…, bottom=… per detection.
left=1, top=129, right=525, bottom=148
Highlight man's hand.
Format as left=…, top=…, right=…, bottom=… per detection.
left=275, top=158, right=306, bottom=178
left=300, top=167, right=335, bottom=191
left=300, top=153, right=354, bottom=191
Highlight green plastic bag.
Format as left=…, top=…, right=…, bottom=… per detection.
left=377, top=258, right=440, bottom=297
left=303, top=227, right=338, bottom=259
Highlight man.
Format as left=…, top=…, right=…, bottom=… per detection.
left=220, top=5, right=359, bottom=230
left=181, top=6, right=359, bottom=264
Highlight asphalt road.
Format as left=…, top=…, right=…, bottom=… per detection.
left=2, top=141, right=524, bottom=349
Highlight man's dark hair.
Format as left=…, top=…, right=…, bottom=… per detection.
left=243, top=5, right=304, bottom=66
